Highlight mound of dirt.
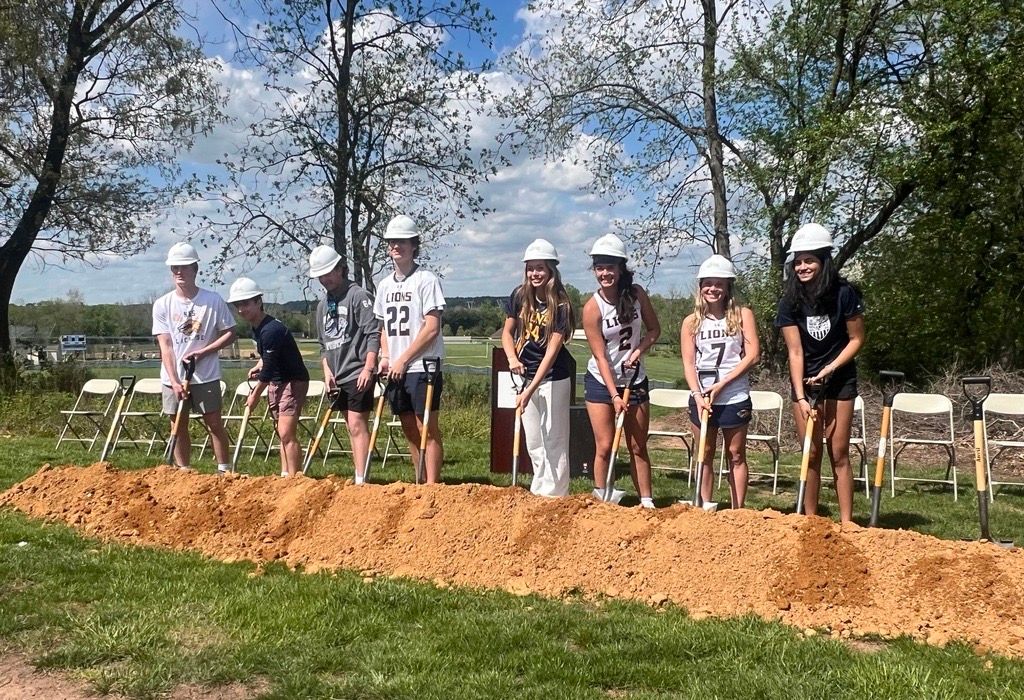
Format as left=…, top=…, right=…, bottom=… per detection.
left=4, top=463, right=1024, bottom=658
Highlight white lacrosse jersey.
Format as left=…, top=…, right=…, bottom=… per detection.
left=586, top=291, right=647, bottom=386
left=151, top=288, right=235, bottom=385
left=374, top=266, right=446, bottom=373
left=693, top=315, right=750, bottom=405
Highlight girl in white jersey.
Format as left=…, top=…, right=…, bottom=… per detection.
left=681, top=254, right=760, bottom=508
left=582, top=234, right=661, bottom=507
left=375, top=214, right=446, bottom=484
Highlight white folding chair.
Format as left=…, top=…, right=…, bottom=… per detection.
left=382, top=394, right=412, bottom=469
left=717, top=390, right=785, bottom=495
left=55, top=379, right=121, bottom=452
left=819, top=395, right=869, bottom=497
left=983, top=393, right=1024, bottom=498
left=110, top=378, right=168, bottom=455
left=647, top=389, right=694, bottom=477
left=889, top=392, right=957, bottom=499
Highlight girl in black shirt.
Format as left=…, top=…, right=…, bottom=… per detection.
left=775, top=223, right=865, bottom=522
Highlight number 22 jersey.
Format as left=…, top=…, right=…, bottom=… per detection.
left=373, top=266, right=446, bottom=373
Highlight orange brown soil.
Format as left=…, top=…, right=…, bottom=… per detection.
left=4, top=463, right=1024, bottom=659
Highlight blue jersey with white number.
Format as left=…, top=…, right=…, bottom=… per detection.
left=586, top=290, right=646, bottom=387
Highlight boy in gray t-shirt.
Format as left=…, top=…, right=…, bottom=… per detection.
left=309, top=245, right=381, bottom=483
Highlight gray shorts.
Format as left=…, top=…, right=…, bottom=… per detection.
left=162, top=380, right=224, bottom=416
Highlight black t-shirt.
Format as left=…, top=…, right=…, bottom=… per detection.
left=774, top=281, right=865, bottom=379
left=504, top=287, right=573, bottom=381
left=254, top=315, right=310, bottom=384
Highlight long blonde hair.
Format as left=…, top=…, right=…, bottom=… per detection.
left=515, top=261, right=576, bottom=348
left=688, top=280, right=742, bottom=335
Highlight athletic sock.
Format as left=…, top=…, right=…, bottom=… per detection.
left=354, top=473, right=365, bottom=485
left=217, top=464, right=230, bottom=474
left=591, top=488, right=605, bottom=500
left=640, top=497, right=655, bottom=509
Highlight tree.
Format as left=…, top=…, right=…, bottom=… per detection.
left=501, top=0, right=735, bottom=267
left=197, top=0, right=495, bottom=289
left=0, top=0, right=224, bottom=354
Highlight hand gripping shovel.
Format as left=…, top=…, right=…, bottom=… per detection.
left=231, top=380, right=258, bottom=474
left=600, top=362, right=643, bottom=503
left=795, top=383, right=824, bottom=516
left=415, top=357, right=442, bottom=485
left=362, top=375, right=389, bottom=484
left=869, top=371, right=904, bottom=527
left=164, top=357, right=196, bottom=466
left=963, top=376, right=996, bottom=542
left=690, top=369, right=718, bottom=510
left=99, top=375, right=136, bottom=462
left=302, top=387, right=341, bottom=475
left=509, top=371, right=526, bottom=488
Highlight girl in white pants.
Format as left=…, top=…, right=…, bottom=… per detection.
left=500, top=239, right=576, bottom=497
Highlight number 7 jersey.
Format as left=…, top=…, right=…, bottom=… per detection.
left=693, top=315, right=750, bottom=405
left=373, top=266, right=446, bottom=373
left=586, top=291, right=647, bottom=387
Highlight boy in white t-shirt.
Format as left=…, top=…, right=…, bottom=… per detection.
left=375, top=215, right=446, bottom=484
left=152, top=242, right=237, bottom=472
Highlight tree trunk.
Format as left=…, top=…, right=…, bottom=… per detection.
left=702, top=0, right=730, bottom=257
left=329, top=0, right=358, bottom=265
left=0, top=17, right=85, bottom=353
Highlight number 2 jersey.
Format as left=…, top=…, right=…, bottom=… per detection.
left=373, top=266, right=446, bottom=373
left=692, top=315, right=750, bottom=405
left=586, top=291, right=647, bottom=387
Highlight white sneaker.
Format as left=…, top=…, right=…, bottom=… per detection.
left=640, top=497, right=655, bottom=509
left=702, top=501, right=719, bottom=513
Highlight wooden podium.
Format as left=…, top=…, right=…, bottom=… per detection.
left=489, top=347, right=591, bottom=476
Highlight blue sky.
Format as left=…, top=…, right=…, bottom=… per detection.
left=11, top=1, right=707, bottom=307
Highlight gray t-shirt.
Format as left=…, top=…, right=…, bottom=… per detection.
left=316, top=281, right=381, bottom=385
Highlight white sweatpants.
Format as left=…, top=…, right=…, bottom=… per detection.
left=523, top=377, right=571, bottom=497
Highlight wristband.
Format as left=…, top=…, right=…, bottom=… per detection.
left=798, top=397, right=808, bottom=403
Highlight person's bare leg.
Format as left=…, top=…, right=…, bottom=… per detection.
left=625, top=402, right=653, bottom=499
left=824, top=399, right=856, bottom=522
left=347, top=410, right=371, bottom=479
left=793, top=402, right=825, bottom=515
left=723, top=425, right=749, bottom=508
left=586, top=401, right=615, bottom=494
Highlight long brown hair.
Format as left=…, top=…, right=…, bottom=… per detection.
left=515, top=261, right=576, bottom=347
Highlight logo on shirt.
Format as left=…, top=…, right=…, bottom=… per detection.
left=807, top=315, right=831, bottom=342
left=176, top=308, right=202, bottom=337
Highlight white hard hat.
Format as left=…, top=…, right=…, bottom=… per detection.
left=308, top=245, right=343, bottom=278
left=384, top=214, right=419, bottom=239
left=589, top=233, right=627, bottom=259
left=789, top=223, right=833, bottom=253
left=227, top=277, right=262, bottom=303
left=165, top=242, right=199, bottom=266
left=522, top=238, right=559, bottom=263
left=697, top=254, right=737, bottom=280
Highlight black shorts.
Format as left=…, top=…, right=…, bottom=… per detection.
left=330, top=377, right=374, bottom=413
left=386, top=372, right=443, bottom=417
left=584, top=373, right=649, bottom=405
left=790, top=374, right=858, bottom=402
left=689, top=397, right=753, bottom=429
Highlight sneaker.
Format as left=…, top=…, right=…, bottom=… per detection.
left=640, top=497, right=655, bottom=509
left=216, top=467, right=229, bottom=477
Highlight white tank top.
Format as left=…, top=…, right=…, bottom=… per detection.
left=693, top=315, right=750, bottom=405
left=587, top=291, right=647, bottom=386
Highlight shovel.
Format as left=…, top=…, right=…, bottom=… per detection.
left=99, top=375, right=136, bottom=462
left=963, top=376, right=996, bottom=542
left=415, top=357, right=442, bottom=484
left=599, top=362, right=643, bottom=504
left=302, top=387, right=341, bottom=475
left=869, top=370, right=904, bottom=527
left=690, top=369, right=718, bottom=510
left=509, top=371, right=526, bottom=488
left=231, top=379, right=258, bottom=474
left=361, top=376, right=389, bottom=484
left=795, top=384, right=824, bottom=516
left=164, top=357, right=196, bottom=466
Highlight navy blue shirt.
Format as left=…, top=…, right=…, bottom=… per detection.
left=504, top=287, right=573, bottom=381
left=775, top=281, right=864, bottom=379
left=253, top=315, right=310, bottom=384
